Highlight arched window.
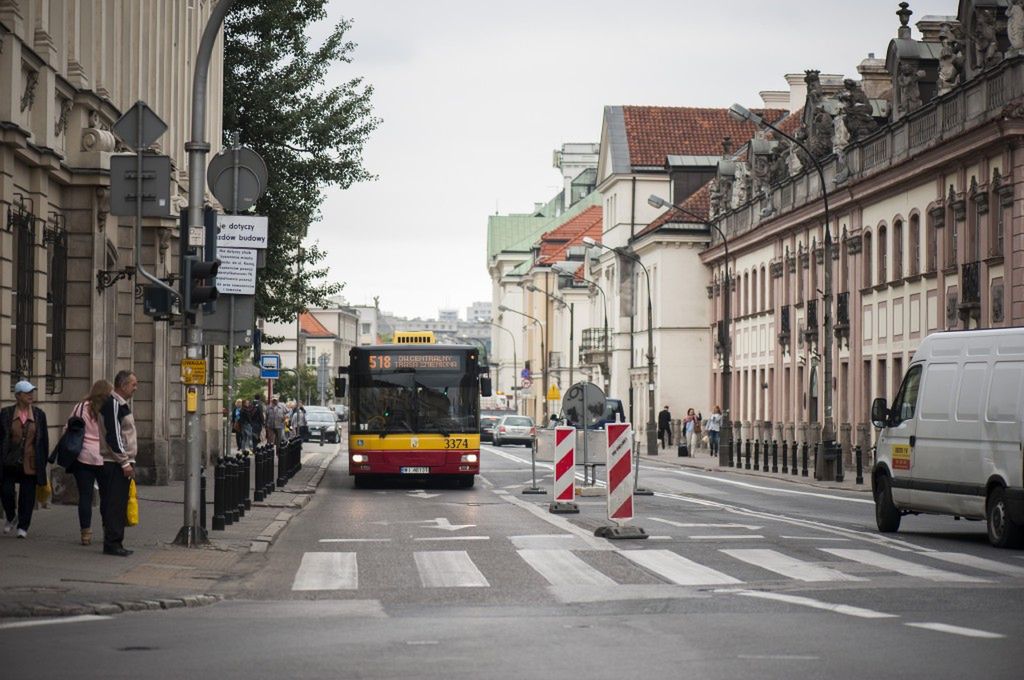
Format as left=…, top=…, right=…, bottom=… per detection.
left=893, top=219, right=904, bottom=280
left=877, top=224, right=888, bottom=284
left=760, top=265, right=767, bottom=314
left=909, top=214, right=920, bottom=275
left=926, top=210, right=938, bottom=272
left=863, top=232, right=873, bottom=287
left=751, top=269, right=758, bottom=313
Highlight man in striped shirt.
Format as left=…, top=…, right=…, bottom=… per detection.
left=99, top=370, right=138, bottom=557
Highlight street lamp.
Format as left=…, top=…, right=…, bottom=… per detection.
left=552, top=264, right=609, bottom=390
left=648, top=194, right=733, bottom=466
left=728, top=103, right=837, bottom=458
left=490, top=322, right=518, bottom=413
left=526, top=283, right=574, bottom=389
left=497, top=305, right=547, bottom=421
left=582, top=235, right=658, bottom=460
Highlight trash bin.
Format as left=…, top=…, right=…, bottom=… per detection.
left=678, top=444, right=689, bottom=457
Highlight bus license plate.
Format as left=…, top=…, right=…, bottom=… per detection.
left=400, top=467, right=430, bottom=474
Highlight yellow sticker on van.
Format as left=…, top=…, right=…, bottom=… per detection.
left=892, top=444, right=912, bottom=471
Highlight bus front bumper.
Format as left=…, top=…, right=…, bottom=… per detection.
left=349, top=451, right=480, bottom=476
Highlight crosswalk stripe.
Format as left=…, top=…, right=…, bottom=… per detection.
left=292, top=552, right=358, bottom=591
left=518, top=549, right=617, bottom=587
left=619, top=549, right=742, bottom=586
left=721, top=549, right=865, bottom=582
left=414, top=550, right=490, bottom=588
left=918, top=551, right=1024, bottom=577
left=821, top=549, right=990, bottom=583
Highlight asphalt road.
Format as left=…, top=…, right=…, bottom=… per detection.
left=5, top=441, right=1023, bottom=679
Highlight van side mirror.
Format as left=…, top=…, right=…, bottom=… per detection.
left=480, top=375, right=492, bottom=398
left=334, top=377, right=347, bottom=398
left=870, top=397, right=889, bottom=429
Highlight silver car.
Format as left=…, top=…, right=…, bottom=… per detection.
left=492, top=415, right=535, bottom=447
left=305, top=407, right=339, bottom=443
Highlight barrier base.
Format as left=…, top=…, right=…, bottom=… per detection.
left=522, top=487, right=548, bottom=495
left=594, top=525, right=648, bottom=540
left=548, top=501, right=579, bottom=514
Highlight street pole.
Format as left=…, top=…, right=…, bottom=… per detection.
left=177, top=0, right=236, bottom=547
left=498, top=306, right=544, bottom=422
left=490, top=322, right=517, bottom=413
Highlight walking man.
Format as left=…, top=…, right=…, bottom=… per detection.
left=657, top=405, right=673, bottom=450
left=99, top=370, right=138, bottom=557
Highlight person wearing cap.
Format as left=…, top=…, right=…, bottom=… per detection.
left=0, top=381, right=50, bottom=538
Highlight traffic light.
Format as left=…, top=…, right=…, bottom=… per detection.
left=181, top=255, right=220, bottom=314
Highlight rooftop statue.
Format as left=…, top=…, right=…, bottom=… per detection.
left=973, top=8, right=1001, bottom=68
left=839, top=79, right=878, bottom=139
left=897, top=62, right=924, bottom=115
left=938, top=23, right=965, bottom=95
left=1009, top=0, right=1024, bottom=56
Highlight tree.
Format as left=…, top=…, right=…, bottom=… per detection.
left=223, top=0, right=379, bottom=322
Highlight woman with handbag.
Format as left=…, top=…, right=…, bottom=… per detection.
left=69, top=380, right=114, bottom=546
left=0, top=381, right=50, bottom=538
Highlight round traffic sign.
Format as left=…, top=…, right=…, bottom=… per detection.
left=561, top=381, right=606, bottom=428
left=208, top=146, right=269, bottom=213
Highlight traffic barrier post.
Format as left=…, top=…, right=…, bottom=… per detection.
left=595, top=423, right=646, bottom=540
left=549, top=426, right=579, bottom=514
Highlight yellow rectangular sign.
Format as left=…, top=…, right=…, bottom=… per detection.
left=185, top=386, right=199, bottom=413
left=892, top=444, right=912, bottom=471
left=180, top=359, right=207, bottom=385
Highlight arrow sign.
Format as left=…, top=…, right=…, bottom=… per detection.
left=423, top=517, right=476, bottom=532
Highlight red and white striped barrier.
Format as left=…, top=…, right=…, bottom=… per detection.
left=553, top=426, right=576, bottom=502
left=605, top=423, right=634, bottom=523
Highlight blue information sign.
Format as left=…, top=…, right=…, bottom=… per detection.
left=259, top=353, right=281, bottom=380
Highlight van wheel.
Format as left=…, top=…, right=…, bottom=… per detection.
left=986, top=487, right=1024, bottom=549
left=874, top=475, right=901, bottom=533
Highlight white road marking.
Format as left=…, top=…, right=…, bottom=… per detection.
left=292, top=552, right=358, bottom=591
left=519, top=549, right=617, bottom=587
left=918, top=551, right=1024, bottom=577
left=904, top=622, right=1004, bottom=639
left=318, top=538, right=391, bottom=543
left=719, top=589, right=896, bottom=619
left=650, top=517, right=762, bottom=530
left=822, top=549, right=990, bottom=583
left=500, top=493, right=615, bottom=550
left=423, top=517, right=476, bottom=532
left=737, top=655, right=820, bottom=661
left=648, top=536, right=673, bottom=540
left=408, top=491, right=440, bottom=499
left=689, top=535, right=765, bottom=540
left=0, top=615, right=111, bottom=630
left=414, top=550, right=490, bottom=588
left=659, top=468, right=874, bottom=504
left=619, top=549, right=742, bottom=586
left=414, top=536, right=490, bottom=541
left=722, top=549, right=865, bottom=582
left=780, top=536, right=851, bottom=541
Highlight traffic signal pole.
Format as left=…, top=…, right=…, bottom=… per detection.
left=175, top=0, right=236, bottom=547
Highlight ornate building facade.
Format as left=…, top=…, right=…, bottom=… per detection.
left=0, top=0, right=225, bottom=484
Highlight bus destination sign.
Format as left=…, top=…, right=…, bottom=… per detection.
left=364, top=353, right=464, bottom=371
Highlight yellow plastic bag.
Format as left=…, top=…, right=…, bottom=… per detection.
left=126, top=479, right=139, bottom=527
left=35, top=482, right=52, bottom=507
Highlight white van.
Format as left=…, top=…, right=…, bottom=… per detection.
left=871, top=328, right=1024, bottom=548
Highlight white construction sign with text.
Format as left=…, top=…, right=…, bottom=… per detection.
left=216, top=215, right=268, bottom=249
left=215, top=247, right=258, bottom=294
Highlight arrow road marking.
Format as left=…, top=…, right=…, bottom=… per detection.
left=408, top=490, right=441, bottom=499
left=424, top=517, right=476, bottom=532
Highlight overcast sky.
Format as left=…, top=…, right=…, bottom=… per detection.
left=305, top=0, right=953, bottom=319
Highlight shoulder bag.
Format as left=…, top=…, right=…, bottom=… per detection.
left=49, top=403, right=86, bottom=470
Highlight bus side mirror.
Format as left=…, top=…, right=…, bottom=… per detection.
left=870, top=397, right=889, bottom=429
left=334, top=377, right=347, bottom=398
left=480, top=375, right=492, bottom=398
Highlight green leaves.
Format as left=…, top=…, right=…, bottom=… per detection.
left=223, top=0, right=379, bottom=322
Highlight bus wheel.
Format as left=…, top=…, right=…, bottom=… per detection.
left=987, top=487, right=1024, bottom=548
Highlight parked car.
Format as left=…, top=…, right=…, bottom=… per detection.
left=492, top=415, right=536, bottom=447
left=479, top=415, right=499, bottom=442
left=305, top=406, right=339, bottom=443
left=333, top=403, right=349, bottom=422
left=870, top=328, right=1024, bottom=548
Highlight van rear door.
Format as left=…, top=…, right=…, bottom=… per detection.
left=879, top=363, right=923, bottom=507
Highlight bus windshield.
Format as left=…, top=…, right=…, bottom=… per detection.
left=352, top=371, right=479, bottom=436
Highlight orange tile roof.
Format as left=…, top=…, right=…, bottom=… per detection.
left=299, top=312, right=334, bottom=338
left=622, top=106, right=788, bottom=167
left=536, top=205, right=603, bottom=266
left=635, top=179, right=713, bottom=240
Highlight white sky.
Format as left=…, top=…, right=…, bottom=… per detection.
left=305, top=0, right=953, bottom=319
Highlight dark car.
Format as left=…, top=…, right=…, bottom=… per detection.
left=492, top=415, right=536, bottom=447
left=480, top=416, right=499, bottom=442
left=305, top=406, right=339, bottom=443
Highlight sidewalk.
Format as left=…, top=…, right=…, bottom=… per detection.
left=638, top=442, right=872, bottom=494
left=0, top=446, right=336, bottom=619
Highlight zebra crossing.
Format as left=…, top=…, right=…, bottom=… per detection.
left=290, top=541, right=1024, bottom=593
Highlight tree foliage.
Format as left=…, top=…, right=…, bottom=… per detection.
left=223, top=0, right=379, bottom=322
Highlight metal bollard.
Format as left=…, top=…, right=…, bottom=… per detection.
left=753, top=439, right=760, bottom=471
left=835, top=446, right=845, bottom=483
left=803, top=442, right=811, bottom=477
left=212, top=457, right=226, bottom=531
left=266, top=444, right=275, bottom=496
left=792, top=441, right=799, bottom=476
left=200, top=466, right=208, bottom=531
left=855, top=445, right=864, bottom=485
left=242, top=451, right=252, bottom=511
left=276, top=442, right=287, bottom=488
left=235, top=453, right=246, bottom=518
left=781, top=440, right=789, bottom=474
left=771, top=440, right=779, bottom=473
left=227, top=455, right=240, bottom=524
left=744, top=439, right=752, bottom=470
left=253, top=447, right=264, bottom=503
left=222, top=456, right=235, bottom=525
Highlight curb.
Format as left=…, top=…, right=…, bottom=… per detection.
left=249, top=450, right=338, bottom=553
left=0, top=594, right=222, bottom=620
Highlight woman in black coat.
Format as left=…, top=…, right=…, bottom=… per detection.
left=0, top=381, right=50, bottom=538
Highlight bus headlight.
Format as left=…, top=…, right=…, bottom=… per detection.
left=461, top=454, right=478, bottom=463
left=352, top=454, right=368, bottom=463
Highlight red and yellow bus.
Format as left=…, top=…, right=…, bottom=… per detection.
left=340, top=334, right=491, bottom=488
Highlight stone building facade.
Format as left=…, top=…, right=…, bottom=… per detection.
left=0, top=1, right=225, bottom=484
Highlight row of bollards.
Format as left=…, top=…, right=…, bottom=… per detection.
left=728, top=435, right=864, bottom=485
left=211, top=437, right=305, bottom=531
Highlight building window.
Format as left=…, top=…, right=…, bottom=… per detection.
left=306, top=346, right=317, bottom=366
left=751, top=269, right=758, bottom=314
left=863, top=232, right=873, bottom=287
left=926, top=211, right=938, bottom=273
left=9, top=201, right=36, bottom=382
left=877, top=224, right=888, bottom=284
left=360, top=323, right=371, bottom=334
left=893, top=219, right=903, bottom=280
left=909, top=214, right=920, bottom=275
left=44, top=213, right=68, bottom=394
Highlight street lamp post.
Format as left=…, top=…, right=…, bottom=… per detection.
left=552, top=264, right=609, bottom=390
left=525, top=284, right=573, bottom=390
left=728, top=103, right=838, bottom=461
left=583, top=236, right=658, bottom=460
left=498, top=305, right=546, bottom=422
left=490, top=322, right=518, bottom=413
left=648, top=194, right=733, bottom=466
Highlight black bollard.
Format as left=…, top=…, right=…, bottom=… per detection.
left=781, top=440, right=789, bottom=474
left=226, top=456, right=238, bottom=524
left=200, top=466, right=208, bottom=531
left=744, top=439, right=751, bottom=470
left=753, top=439, right=760, bottom=471
left=253, top=447, right=264, bottom=503
left=266, top=444, right=275, bottom=496
left=241, top=452, right=252, bottom=512
left=212, top=457, right=226, bottom=531
left=276, top=442, right=287, bottom=488
left=792, top=441, right=799, bottom=475
left=771, top=440, right=779, bottom=473
left=802, top=442, right=810, bottom=477
left=835, top=445, right=845, bottom=483
left=855, top=445, right=864, bottom=485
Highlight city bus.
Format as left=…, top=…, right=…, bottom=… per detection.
left=338, top=335, right=491, bottom=488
